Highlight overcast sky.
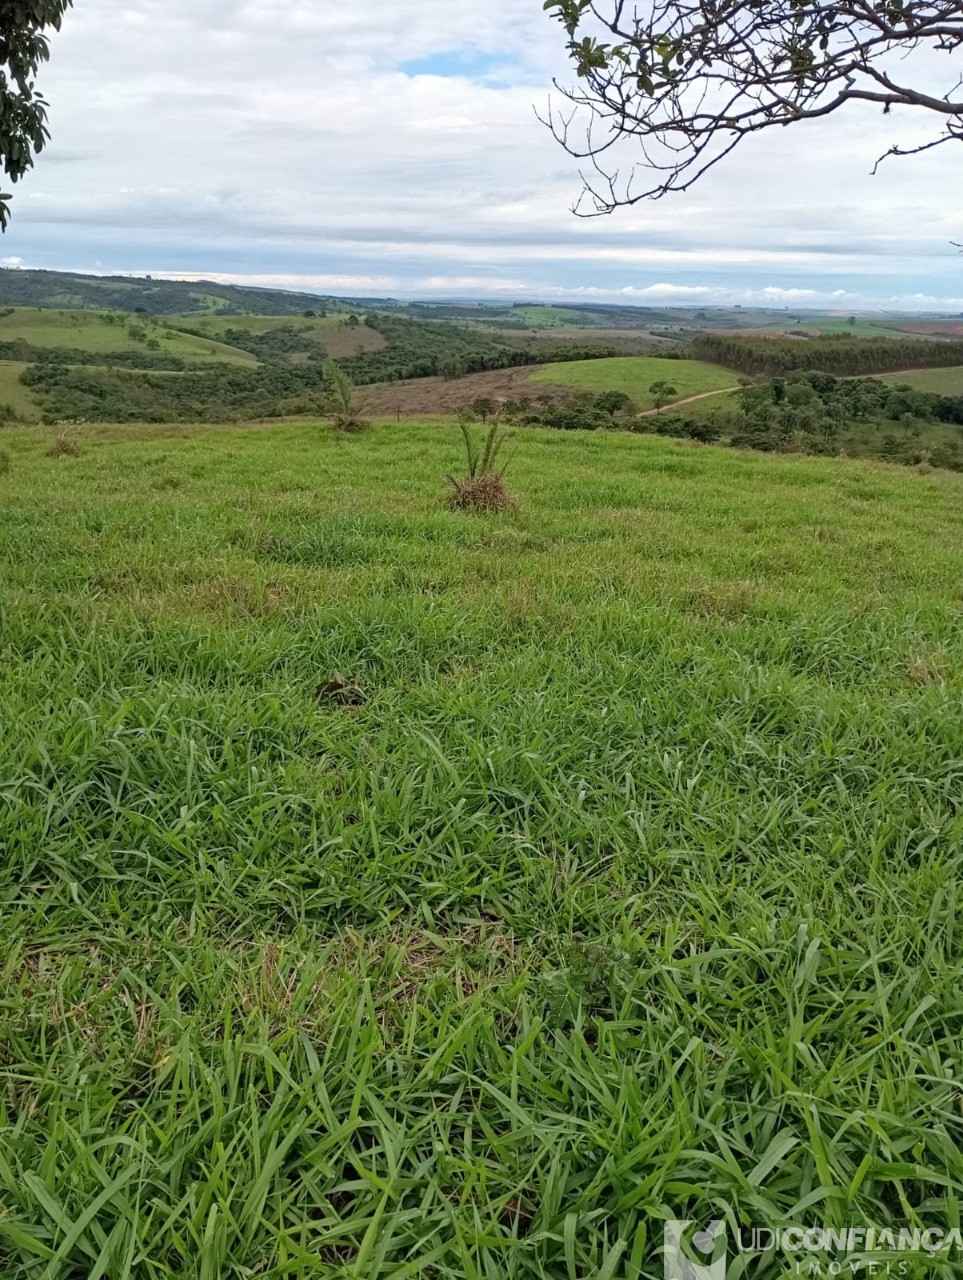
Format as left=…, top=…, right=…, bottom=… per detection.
left=3, top=0, right=963, bottom=310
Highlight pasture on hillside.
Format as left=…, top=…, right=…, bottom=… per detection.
left=878, top=366, right=963, bottom=395
left=0, top=307, right=257, bottom=365
left=165, top=313, right=389, bottom=359
left=0, top=360, right=40, bottom=419
left=529, top=355, right=737, bottom=407
left=1, top=418, right=961, bottom=1277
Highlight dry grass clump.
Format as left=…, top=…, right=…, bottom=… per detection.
left=446, top=471, right=515, bottom=512
left=906, top=651, right=948, bottom=685
left=47, top=429, right=82, bottom=458
left=445, top=419, right=516, bottom=512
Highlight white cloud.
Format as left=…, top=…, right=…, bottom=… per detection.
left=1, top=0, right=960, bottom=309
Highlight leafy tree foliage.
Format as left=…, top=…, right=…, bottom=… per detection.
left=543, top=0, right=963, bottom=211
left=21, top=360, right=332, bottom=423
left=653, top=370, right=963, bottom=466
left=0, top=338, right=186, bottom=370
left=0, top=1, right=72, bottom=228
left=649, top=379, right=678, bottom=409
left=337, top=316, right=623, bottom=384
left=323, top=360, right=368, bottom=432
left=693, top=333, right=963, bottom=378
left=470, top=397, right=497, bottom=422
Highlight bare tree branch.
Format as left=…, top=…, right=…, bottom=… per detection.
left=541, top=0, right=963, bottom=212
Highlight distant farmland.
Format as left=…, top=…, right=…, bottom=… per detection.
left=884, top=321, right=963, bottom=339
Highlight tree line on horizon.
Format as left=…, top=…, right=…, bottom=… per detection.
left=693, top=334, right=963, bottom=379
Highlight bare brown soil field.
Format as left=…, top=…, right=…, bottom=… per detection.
left=884, top=322, right=963, bottom=338
left=313, top=327, right=387, bottom=358
left=360, top=365, right=562, bottom=417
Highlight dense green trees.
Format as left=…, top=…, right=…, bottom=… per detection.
left=22, top=361, right=330, bottom=424
left=6, top=341, right=186, bottom=371
left=653, top=371, right=963, bottom=468
left=340, top=316, right=616, bottom=384
left=693, top=334, right=963, bottom=378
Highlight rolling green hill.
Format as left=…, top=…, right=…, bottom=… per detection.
left=877, top=365, right=963, bottom=394
left=0, top=308, right=257, bottom=365
left=166, top=313, right=387, bottom=359
left=0, top=361, right=41, bottom=419
left=529, top=354, right=738, bottom=407
left=0, top=268, right=377, bottom=316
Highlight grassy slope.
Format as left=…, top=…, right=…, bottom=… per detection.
left=795, top=317, right=903, bottom=338
left=1, top=422, right=962, bottom=1277
left=0, top=360, right=41, bottom=419
left=0, top=307, right=257, bottom=365
left=530, top=355, right=737, bottom=407
left=877, top=365, right=963, bottom=394
left=166, top=313, right=387, bottom=358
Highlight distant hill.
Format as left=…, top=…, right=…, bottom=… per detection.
left=0, top=268, right=393, bottom=317
left=3, top=270, right=960, bottom=335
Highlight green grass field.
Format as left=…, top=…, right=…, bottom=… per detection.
left=878, top=365, right=963, bottom=395
left=0, top=360, right=41, bottom=420
left=1, top=420, right=962, bottom=1278
left=165, top=313, right=387, bottom=359
left=0, top=308, right=257, bottom=365
left=793, top=317, right=901, bottom=338
left=530, top=355, right=737, bottom=407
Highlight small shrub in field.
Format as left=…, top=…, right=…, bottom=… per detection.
left=930, top=442, right=963, bottom=471
left=0, top=448, right=10, bottom=475
left=541, top=401, right=611, bottom=431
left=324, top=361, right=368, bottom=433
left=470, top=397, right=496, bottom=422
left=498, top=399, right=528, bottom=425
left=446, top=421, right=516, bottom=512
left=649, top=380, right=679, bottom=411
left=594, top=390, right=636, bottom=416
left=47, top=430, right=82, bottom=458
